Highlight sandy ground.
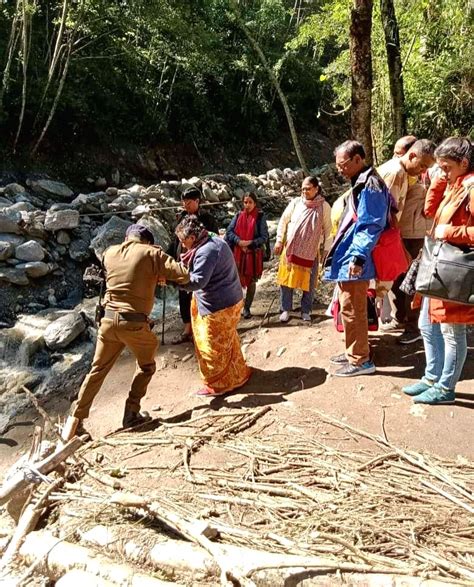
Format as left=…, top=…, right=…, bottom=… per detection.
left=1, top=266, right=473, bottom=475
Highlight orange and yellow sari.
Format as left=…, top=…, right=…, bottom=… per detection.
left=191, top=298, right=251, bottom=395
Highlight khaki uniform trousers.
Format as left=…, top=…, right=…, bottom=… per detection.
left=338, top=280, right=370, bottom=365
left=72, top=317, right=158, bottom=420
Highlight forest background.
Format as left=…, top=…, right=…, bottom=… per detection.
left=0, top=0, right=472, bottom=181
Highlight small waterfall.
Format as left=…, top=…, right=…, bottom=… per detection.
left=0, top=314, right=52, bottom=402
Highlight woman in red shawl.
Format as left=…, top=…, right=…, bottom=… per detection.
left=225, top=193, right=269, bottom=318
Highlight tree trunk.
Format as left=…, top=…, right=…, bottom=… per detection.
left=380, top=0, right=406, bottom=141
left=229, top=0, right=309, bottom=174
left=349, top=0, right=373, bottom=164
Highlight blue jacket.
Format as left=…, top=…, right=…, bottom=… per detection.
left=225, top=210, right=269, bottom=250
left=180, top=236, right=243, bottom=316
left=324, top=167, right=390, bottom=282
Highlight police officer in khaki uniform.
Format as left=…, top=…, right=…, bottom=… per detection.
left=61, top=224, right=189, bottom=441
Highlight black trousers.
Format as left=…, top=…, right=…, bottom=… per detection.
left=390, top=238, right=424, bottom=333
left=179, top=289, right=192, bottom=324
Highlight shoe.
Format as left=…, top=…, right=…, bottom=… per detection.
left=279, top=311, right=290, bottom=323
left=413, top=384, right=455, bottom=405
left=122, top=409, right=151, bottom=428
left=330, top=353, right=349, bottom=365
left=381, top=319, right=404, bottom=332
left=194, top=386, right=226, bottom=397
left=397, top=331, right=423, bottom=345
left=402, top=379, right=433, bottom=396
left=301, top=313, right=311, bottom=322
left=334, top=361, right=376, bottom=377
left=242, top=308, right=252, bottom=319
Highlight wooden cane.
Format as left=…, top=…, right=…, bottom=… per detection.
left=161, top=285, right=166, bottom=345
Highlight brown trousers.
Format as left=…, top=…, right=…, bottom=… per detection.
left=71, top=318, right=157, bottom=420
left=338, top=280, right=370, bottom=365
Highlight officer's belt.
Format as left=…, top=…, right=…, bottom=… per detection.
left=104, top=310, right=149, bottom=322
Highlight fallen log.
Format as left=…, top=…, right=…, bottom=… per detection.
left=0, top=478, right=63, bottom=569
left=18, top=530, right=179, bottom=587
left=0, top=435, right=86, bottom=506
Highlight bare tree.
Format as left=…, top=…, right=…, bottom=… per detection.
left=380, top=0, right=405, bottom=141
left=349, top=0, right=373, bottom=164
left=229, top=0, right=309, bottom=174
left=0, top=0, right=22, bottom=112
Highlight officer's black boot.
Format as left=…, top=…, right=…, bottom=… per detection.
left=122, top=409, right=151, bottom=429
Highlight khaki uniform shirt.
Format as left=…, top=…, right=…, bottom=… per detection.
left=103, top=240, right=189, bottom=315
left=377, top=158, right=409, bottom=219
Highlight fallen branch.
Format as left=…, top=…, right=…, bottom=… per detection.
left=0, top=435, right=86, bottom=506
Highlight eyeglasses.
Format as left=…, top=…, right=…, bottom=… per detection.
left=336, top=156, right=354, bottom=170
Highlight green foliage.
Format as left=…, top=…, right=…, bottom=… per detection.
left=0, top=0, right=471, bottom=158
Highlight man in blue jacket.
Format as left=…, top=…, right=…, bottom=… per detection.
left=324, top=140, right=390, bottom=377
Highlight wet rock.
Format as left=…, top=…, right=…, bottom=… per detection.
left=17, top=261, right=51, bottom=278
left=95, top=177, right=107, bottom=189
left=216, top=186, right=231, bottom=201
left=44, top=209, right=80, bottom=231
left=15, top=240, right=45, bottom=262
left=0, top=209, right=21, bottom=233
left=30, top=179, right=74, bottom=200
left=109, top=193, right=135, bottom=211
left=0, top=267, right=29, bottom=285
left=0, top=241, right=14, bottom=260
left=43, top=312, right=87, bottom=350
left=0, top=196, right=12, bottom=209
left=90, top=216, right=131, bottom=259
left=137, top=214, right=170, bottom=250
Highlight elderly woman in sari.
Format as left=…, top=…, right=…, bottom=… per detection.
left=274, top=176, right=332, bottom=322
left=176, top=215, right=252, bottom=396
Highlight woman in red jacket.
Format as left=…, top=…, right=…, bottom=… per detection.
left=403, top=137, right=474, bottom=405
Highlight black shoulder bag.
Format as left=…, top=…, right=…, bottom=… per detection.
left=415, top=192, right=474, bottom=305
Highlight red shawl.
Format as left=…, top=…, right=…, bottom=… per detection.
left=233, top=209, right=263, bottom=288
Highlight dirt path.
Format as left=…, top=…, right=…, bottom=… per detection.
left=1, top=267, right=473, bottom=475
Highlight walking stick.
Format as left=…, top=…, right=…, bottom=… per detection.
left=259, top=288, right=279, bottom=329
left=161, top=285, right=166, bottom=345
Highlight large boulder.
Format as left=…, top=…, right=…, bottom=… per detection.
left=0, top=267, right=29, bottom=285
left=44, top=209, right=80, bottom=231
left=43, top=312, right=86, bottom=350
left=90, top=216, right=131, bottom=259
left=15, top=240, right=45, bottom=262
left=0, top=241, right=14, bottom=260
left=30, top=179, right=74, bottom=200
left=201, top=183, right=219, bottom=203
left=16, top=261, right=51, bottom=278
left=137, top=214, right=170, bottom=250
left=0, top=210, right=21, bottom=234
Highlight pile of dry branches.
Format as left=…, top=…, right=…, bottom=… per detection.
left=1, top=404, right=473, bottom=586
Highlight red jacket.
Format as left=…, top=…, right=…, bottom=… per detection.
left=424, top=173, right=474, bottom=324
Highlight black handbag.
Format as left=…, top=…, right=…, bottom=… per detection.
left=399, top=252, right=422, bottom=296
left=415, top=236, right=474, bottom=305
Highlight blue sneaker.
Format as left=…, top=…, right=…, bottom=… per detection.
left=413, top=384, right=455, bottom=405
left=402, top=379, right=434, bottom=397
left=334, top=361, right=376, bottom=377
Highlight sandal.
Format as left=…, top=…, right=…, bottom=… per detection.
left=171, top=332, right=193, bottom=345
left=194, top=387, right=226, bottom=397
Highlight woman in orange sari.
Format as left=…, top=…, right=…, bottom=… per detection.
left=176, top=215, right=252, bottom=396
